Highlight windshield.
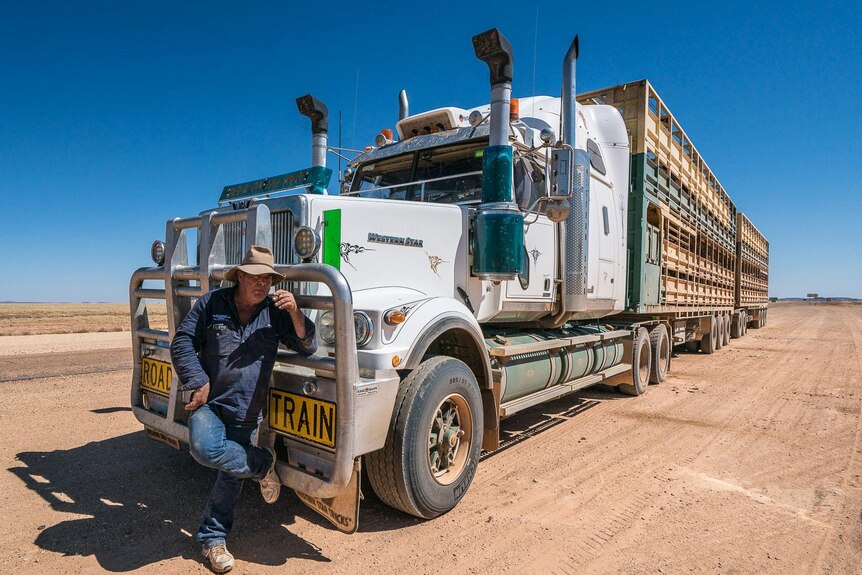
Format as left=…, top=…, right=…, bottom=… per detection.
left=348, top=142, right=485, bottom=204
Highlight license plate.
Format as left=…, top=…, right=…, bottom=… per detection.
left=269, top=389, right=336, bottom=448
left=141, top=357, right=172, bottom=396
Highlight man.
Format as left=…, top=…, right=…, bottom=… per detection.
left=171, top=245, right=316, bottom=573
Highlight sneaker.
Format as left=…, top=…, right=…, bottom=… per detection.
left=260, top=446, right=281, bottom=504
left=202, top=544, right=234, bottom=573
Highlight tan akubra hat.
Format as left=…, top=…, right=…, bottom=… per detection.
left=225, top=245, right=285, bottom=283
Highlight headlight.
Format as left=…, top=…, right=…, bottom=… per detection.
left=317, top=310, right=374, bottom=347
left=318, top=311, right=336, bottom=344
left=354, top=311, right=373, bottom=347
left=151, top=240, right=165, bottom=265
left=293, top=226, right=321, bottom=259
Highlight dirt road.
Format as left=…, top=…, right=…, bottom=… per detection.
left=1, top=303, right=860, bottom=574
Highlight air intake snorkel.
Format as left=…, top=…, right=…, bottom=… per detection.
left=471, top=28, right=524, bottom=282
left=296, top=94, right=329, bottom=194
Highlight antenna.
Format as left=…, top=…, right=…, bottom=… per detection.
left=351, top=69, right=359, bottom=149
left=338, top=109, right=343, bottom=186
left=531, top=4, right=539, bottom=116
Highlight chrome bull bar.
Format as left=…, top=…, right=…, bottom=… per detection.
left=129, top=203, right=359, bottom=497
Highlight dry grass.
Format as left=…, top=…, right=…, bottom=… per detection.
left=0, top=303, right=167, bottom=336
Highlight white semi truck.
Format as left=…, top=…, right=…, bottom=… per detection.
left=130, top=29, right=768, bottom=531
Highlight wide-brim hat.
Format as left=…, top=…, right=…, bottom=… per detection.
left=225, top=245, right=285, bottom=283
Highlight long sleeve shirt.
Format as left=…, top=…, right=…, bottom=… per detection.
left=170, top=287, right=317, bottom=426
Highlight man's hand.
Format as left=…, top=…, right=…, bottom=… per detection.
left=184, top=383, right=210, bottom=411
left=272, top=290, right=299, bottom=314
left=273, top=289, right=307, bottom=339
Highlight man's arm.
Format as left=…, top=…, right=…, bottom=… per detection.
left=170, top=295, right=211, bottom=391
left=272, top=290, right=317, bottom=355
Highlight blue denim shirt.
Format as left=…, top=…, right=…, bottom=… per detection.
left=170, top=287, right=317, bottom=426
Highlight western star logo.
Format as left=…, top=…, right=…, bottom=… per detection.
left=368, top=232, right=423, bottom=248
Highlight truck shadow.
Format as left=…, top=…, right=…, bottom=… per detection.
left=10, top=431, right=330, bottom=571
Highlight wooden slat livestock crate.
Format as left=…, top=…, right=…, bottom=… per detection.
left=578, top=80, right=737, bottom=314
left=735, top=213, right=769, bottom=308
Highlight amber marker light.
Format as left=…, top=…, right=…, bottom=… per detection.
left=510, top=97, right=520, bottom=121
left=384, top=309, right=406, bottom=325
left=392, top=355, right=401, bottom=367
left=381, top=129, right=393, bottom=139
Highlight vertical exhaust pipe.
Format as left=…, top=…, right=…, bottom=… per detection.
left=296, top=94, right=328, bottom=168
left=471, top=28, right=524, bottom=282
left=561, top=37, right=578, bottom=151
left=557, top=35, right=592, bottom=312
left=398, top=89, right=409, bottom=121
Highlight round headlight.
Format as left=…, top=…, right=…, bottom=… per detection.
left=318, top=311, right=336, bottom=344
left=151, top=240, right=165, bottom=266
left=354, top=311, right=373, bottom=347
left=293, top=226, right=321, bottom=260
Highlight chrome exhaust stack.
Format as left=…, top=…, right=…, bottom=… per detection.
left=296, top=94, right=328, bottom=169
left=398, top=89, right=409, bottom=121
left=471, top=28, right=524, bottom=282
left=554, top=36, right=592, bottom=313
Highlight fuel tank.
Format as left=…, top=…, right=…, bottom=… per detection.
left=486, top=325, right=624, bottom=403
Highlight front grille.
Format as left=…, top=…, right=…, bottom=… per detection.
left=220, top=210, right=295, bottom=291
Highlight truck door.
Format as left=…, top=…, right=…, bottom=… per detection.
left=594, top=182, right=617, bottom=301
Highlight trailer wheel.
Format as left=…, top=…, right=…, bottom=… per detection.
left=722, top=314, right=731, bottom=346
left=730, top=312, right=742, bottom=339
left=715, top=316, right=724, bottom=350
left=685, top=340, right=700, bottom=353
left=649, top=324, right=670, bottom=384
left=365, top=356, right=483, bottom=519
left=619, top=327, right=651, bottom=396
left=751, top=313, right=762, bottom=329
left=741, top=313, right=748, bottom=336
left=701, top=316, right=717, bottom=354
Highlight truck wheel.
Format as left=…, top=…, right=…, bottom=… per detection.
left=685, top=340, right=699, bottom=353
left=619, top=327, right=651, bottom=396
left=365, top=356, right=483, bottom=519
left=741, top=313, right=748, bottom=336
left=723, top=315, right=731, bottom=346
left=649, top=324, right=670, bottom=384
left=730, top=312, right=742, bottom=339
left=701, top=316, right=717, bottom=354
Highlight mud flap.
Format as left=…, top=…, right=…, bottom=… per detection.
left=144, top=425, right=180, bottom=450
left=295, top=458, right=361, bottom=534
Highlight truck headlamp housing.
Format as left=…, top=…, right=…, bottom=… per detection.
left=353, top=311, right=373, bottom=347
left=317, top=310, right=374, bottom=347
left=318, top=311, right=336, bottom=344
left=151, top=240, right=166, bottom=266
left=293, top=226, right=321, bottom=260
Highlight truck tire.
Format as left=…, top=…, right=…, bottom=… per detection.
left=365, top=356, right=483, bottom=519
left=741, top=313, right=748, bottom=336
left=730, top=311, right=742, bottom=339
left=619, top=327, right=651, bottom=396
left=722, top=314, right=731, bottom=346
left=685, top=340, right=699, bottom=353
left=701, top=316, right=717, bottom=355
left=649, top=324, right=670, bottom=384
left=715, top=315, right=724, bottom=350
left=751, top=314, right=762, bottom=329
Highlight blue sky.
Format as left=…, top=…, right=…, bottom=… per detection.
left=1, top=0, right=860, bottom=302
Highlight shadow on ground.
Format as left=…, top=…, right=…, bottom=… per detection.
left=9, top=431, right=333, bottom=571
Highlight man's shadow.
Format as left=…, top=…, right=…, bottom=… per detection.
left=10, top=429, right=331, bottom=571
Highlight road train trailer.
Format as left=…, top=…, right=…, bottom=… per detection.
left=129, top=28, right=768, bottom=531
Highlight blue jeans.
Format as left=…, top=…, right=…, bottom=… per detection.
left=188, top=404, right=272, bottom=547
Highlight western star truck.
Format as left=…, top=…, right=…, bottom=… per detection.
left=130, top=28, right=769, bottom=532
